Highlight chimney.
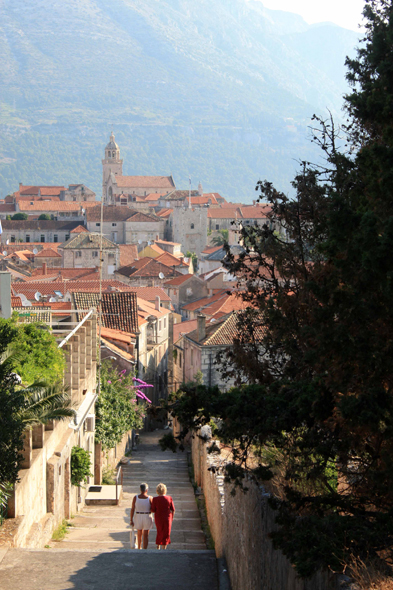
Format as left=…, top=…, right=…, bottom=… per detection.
left=155, top=295, right=160, bottom=311
left=42, top=262, right=47, bottom=275
left=253, top=200, right=256, bottom=206
left=197, top=314, right=206, bottom=342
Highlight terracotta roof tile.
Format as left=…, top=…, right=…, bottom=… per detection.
left=173, top=319, right=198, bottom=343
left=18, top=201, right=96, bottom=212
left=156, top=252, right=188, bottom=267
left=164, top=274, right=194, bottom=287
left=60, top=233, right=117, bottom=250
left=101, top=337, right=134, bottom=362
left=202, top=245, right=222, bottom=255
left=11, top=296, right=22, bottom=307
left=119, top=244, right=139, bottom=267
left=71, top=225, right=89, bottom=233
left=35, top=248, right=62, bottom=258
left=115, top=176, right=175, bottom=189
left=73, top=291, right=138, bottom=333
left=116, top=257, right=182, bottom=280
left=17, top=185, right=66, bottom=197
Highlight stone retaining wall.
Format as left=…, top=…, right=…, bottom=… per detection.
left=191, top=434, right=342, bottom=590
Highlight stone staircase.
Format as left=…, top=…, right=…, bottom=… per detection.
left=0, top=431, right=219, bottom=590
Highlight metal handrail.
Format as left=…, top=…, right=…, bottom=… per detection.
left=115, top=465, right=123, bottom=505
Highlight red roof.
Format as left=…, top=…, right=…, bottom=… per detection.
left=115, top=176, right=175, bottom=189
left=71, top=225, right=89, bottom=233
left=202, top=245, right=222, bottom=255
left=16, top=185, right=66, bottom=198
left=164, top=274, right=194, bottom=287
left=11, top=296, right=22, bottom=307
left=18, top=201, right=96, bottom=212
left=35, top=248, right=62, bottom=258
left=173, top=319, right=198, bottom=343
left=156, top=208, right=173, bottom=218
left=116, top=257, right=182, bottom=280
left=156, top=252, right=188, bottom=267
left=119, top=244, right=139, bottom=267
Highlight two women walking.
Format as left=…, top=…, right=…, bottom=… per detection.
left=130, top=482, right=175, bottom=550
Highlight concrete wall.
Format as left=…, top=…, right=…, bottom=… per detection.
left=192, top=436, right=341, bottom=590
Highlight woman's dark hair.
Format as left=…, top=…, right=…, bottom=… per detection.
left=140, top=482, right=148, bottom=493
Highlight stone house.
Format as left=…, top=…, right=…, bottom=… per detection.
left=86, top=205, right=165, bottom=244
left=16, top=200, right=96, bottom=220
left=163, top=274, right=209, bottom=314
left=59, top=184, right=96, bottom=202
left=115, top=257, right=182, bottom=287
left=0, top=220, right=82, bottom=244
left=182, top=313, right=238, bottom=389
left=59, top=232, right=119, bottom=279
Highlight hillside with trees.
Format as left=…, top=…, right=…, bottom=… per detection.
left=0, top=0, right=358, bottom=200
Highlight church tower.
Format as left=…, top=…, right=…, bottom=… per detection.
left=102, top=132, right=123, bottom=203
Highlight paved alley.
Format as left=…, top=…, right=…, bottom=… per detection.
left=0, top=431, right=218, bottom=590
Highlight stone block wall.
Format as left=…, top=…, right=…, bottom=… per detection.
left=192, top=435, right=340, bottom=590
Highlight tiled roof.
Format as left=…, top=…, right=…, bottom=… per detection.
left=5, top=250, right=31, bottom=261
left=163, top=190, right=199, bottom=201
left=18, top=201, right=96, bottom=212
left=0, top=204, right=16, bottom=212
left=101, top=337, right=134, bottom=362
left=17, top=185, right=66, bottom=197
left=116, top=257, right=182, bottom=280
left=86, top=205, right=135, bottom=222
left=181, top=290, right=228, bottom=312
left=202, top=245, right=222, bottom=255
left=239, top=205, right=271, bottom=219
left=186, top=195, right=220, bottom=206
left=207, top=207, right=241, bottom=219
left=164, top=274, right=194, bottom=287
left=60, top=233, right=117, bottom=250
left=1, top=220, right=81, bottom=230
left=129, top=286, right=171, bottom=302
left=71, top=225, right=89, bottom=233
left=13, top=280, right=135, bottom=301
left=173, top=319, right=198, bottom=343
left=11, top=296, right=22, bottom=307
left=155, top=239, right=181, bottom=247
left=30, top=267, right=98, bottom=279
left=35, top=248, right=62, bottom=258
left=101, top=327, right=134, bottom=343
left=203, top=192, right=226, bottom=202
left=185, top=311, right=256, bottom=347
left=205, top=245, right=245, bottom=261
left=128, top=211, right=161, bottom=223
left=119, top=244, right=139, bottom=267
left=144, top=194, right=162, bottom=201
left=115, top=176, right=175, bottom=189
left=156, top=252, right=188, bottom=267
left=73, top=291, right=138, bottom=333
left=148, top=244, right=166, bottom=256
left=156, top=208, right=173, bottom=218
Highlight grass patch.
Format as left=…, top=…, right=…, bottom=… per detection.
left=102, top=467, right=116, bottom=485
left=52, top=519, right=71, bottom=541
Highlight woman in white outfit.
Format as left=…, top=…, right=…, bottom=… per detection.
left=130, top=483, right=153, bottom=549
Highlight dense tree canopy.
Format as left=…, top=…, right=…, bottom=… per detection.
left=162, top=0, right=393, bottom=577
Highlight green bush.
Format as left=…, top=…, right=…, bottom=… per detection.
left=70, top=446, right=92, bottom=487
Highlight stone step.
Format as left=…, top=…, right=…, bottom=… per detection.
left=59, top=528, right=206, bottom=544
left=50, top=542, right=209, bottom=551
left=1, top=548, right=218, bottom=589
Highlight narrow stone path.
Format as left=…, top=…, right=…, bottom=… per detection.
left=0, top=431, right=218, bottom=590
left=55, top=430, right=207, bottom=551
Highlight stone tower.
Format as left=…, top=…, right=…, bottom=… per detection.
left=102, top=132, right=123, bottom=203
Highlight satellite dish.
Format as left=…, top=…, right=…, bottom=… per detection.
left=2, top=251, right=7, bottom=256
left=138, top=239, right=142, bottom=245
left=82, top=208, right=86, bottom=215
left=6, top=239, right=9, bottom=245
left=34, top=291, right=42, bottom=302
left=33, top=248, right=38, bottom=255
left=49, top=297, right=56, bottom=303
left=159, top=272, right=165, bottom=280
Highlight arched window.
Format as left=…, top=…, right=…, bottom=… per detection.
left=108, top=186, right=113, bottom=202
left=107, top=151, right=111, bottom=158
left=112, top=151, right=116, bottom=158
left=191, top=223, right=194, bottom=229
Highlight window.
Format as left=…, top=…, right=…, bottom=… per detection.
left=108, top=252, right=114, bottom=258
left=10, top=235, right=15, bottom=243
left=75, top=251, right=82, bottom=258
left=53, top=235, right=58, bottom=243
left=179, top=353, right=182, bottom=369
left=191, top=349, right=194, bottom=365
left=65, top=234, right=70, bottom=241
left=215, top=224, right=219, bottom=230
left=40, top=235, right=45, bottom=243
left=112, top=223, right=117, bottom=227
left=191, top=223, right=194, bottom=229
left=92, top=251, right=98, bottom=258
left=159, top=320, right=162, bottom=331
left=25, top=235, right=30, bottom=243
left=96, top=223, right=100, bottom=227
left=164, top=317, right=166, bottom=329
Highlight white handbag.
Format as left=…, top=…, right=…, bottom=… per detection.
left=130, top=527, right=137, bottom=549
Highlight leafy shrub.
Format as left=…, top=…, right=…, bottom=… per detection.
left=70, top=446, right=92, bottom=487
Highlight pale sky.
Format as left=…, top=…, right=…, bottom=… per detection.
left=260, top=0, right=365, bottom=31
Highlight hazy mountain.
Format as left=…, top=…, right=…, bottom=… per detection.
left=0, top=0, right=360, bottom=201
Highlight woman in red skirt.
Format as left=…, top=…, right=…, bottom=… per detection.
left=151, top=483, right=175, bottom=549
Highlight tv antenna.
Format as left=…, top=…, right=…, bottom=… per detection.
left=2, top=251, right=7, bottom=256
left=49, top=297, right=56, bottom=303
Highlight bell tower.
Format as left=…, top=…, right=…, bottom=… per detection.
left=102, top=132, right=123, bottom=203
